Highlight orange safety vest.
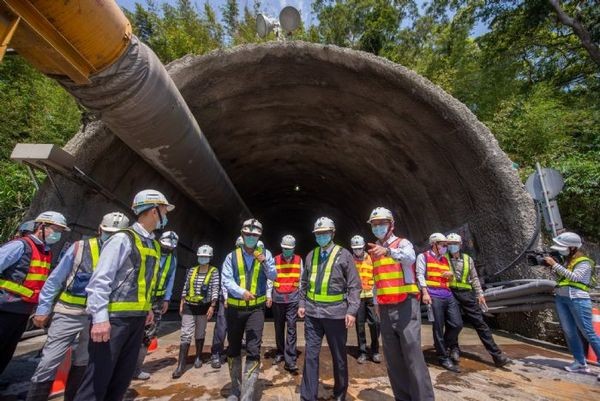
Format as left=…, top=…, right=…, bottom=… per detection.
left=370, top=238, right=419, bottom=304
left=0, top=236, right=52, bottom=303
left=355, top=254, right=374, bottom=292
left=273, top=254, right=302, bottom=294
left=425, top=251, right=451, bottom=289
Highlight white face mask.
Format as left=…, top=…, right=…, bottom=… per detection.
left=198, top=256, right=210, bottom=265
left=558, top=249, right=571, bottom=256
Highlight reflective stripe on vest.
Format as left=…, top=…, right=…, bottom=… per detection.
left=557, top=256, right=595, bottom=292
left=187, top=265, right=217, bottom=303
left=355, top=254, right=374, bottom=291
left=58, top=238, right=100, bottom=307
left=307, top=245, right=345, bottom=303
left=154, top=253, right=174, bottom=298
left=425, top=251, right=451, bottom=289
left=273, top=254, right=301, bottom=293
left=449, top=253, right=472, bottom=290
left=371, top=238, right=419, bottom=304
left=0, top=236, right=51, bottom=303
left=227, top=247, right=265, bottom=307
left=108, top=229, right=161, bottom=313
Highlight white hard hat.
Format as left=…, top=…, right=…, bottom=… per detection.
left=131, top=189, right=174, bottom=215
left=100, top=212, right=129, bottom=233
left=350, top=235, right=365, bottom=249
left=35, top=211, right=70, bottom=231
left=313, top=217, right=335, bottom=233
left=197, top=244, right=213, bottom=257
left=241, top=218, right=263, bottom=235
left=367, top=207, right=394, bottom=223
left=159, top=231, right=179, bottom=249
left=281, top=235, right=296, bottom=249
left=552, top=232, right=582, bottom=249
left=235, top=236, right=244, bottom=247
left=446, top=233, right=462, bottom=243
left=257, top=240, right=264, bottom=248
left=429, top=233, right=447, bottom=244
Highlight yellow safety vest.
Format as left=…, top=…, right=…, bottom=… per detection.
left=557, top=256, right=596, bottom=292
left=448, top=253, right=473, bottom=290
left=307, top=245, right=345, bottom=303
left=58, top=237, right=101, bottom=307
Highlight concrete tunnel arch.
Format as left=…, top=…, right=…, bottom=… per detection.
left=29, top=41, right=536, bottom=280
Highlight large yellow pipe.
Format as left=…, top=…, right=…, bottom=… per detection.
left=0, top=0, right=131, bottom=83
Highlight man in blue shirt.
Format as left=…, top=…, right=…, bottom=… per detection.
left=25, top=212, right=129, bottom=401
left=0, top=211, right=70, bottom=376
left=73, top=189, right=174, bottom=401
left=222, top=219, right=277, bottom=401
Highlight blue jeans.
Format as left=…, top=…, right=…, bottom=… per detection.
left=555, top=296, right=600, bottom=364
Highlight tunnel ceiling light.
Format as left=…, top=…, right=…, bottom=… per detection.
left=256, top=6, right=301, bottom=39
left=294, top=184, right=301, bottom=192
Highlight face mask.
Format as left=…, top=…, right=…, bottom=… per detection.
left=282, top=249, right=294, bottom=258
left=438, top=246, right=448, bottom=255
left=100, top=232, right=110, bottom=242
left=155, top=215, right=168, bottom=230
left=243, top=235, right=259, bottom=248
left=46, top=231, right=62, bottom=245
left=448, top=244, right=460, bottom=254
left=315, top=234, right=332, bottom=248
left=371, top=224, right=389, bottom=239
left=559, top=249, right=570, bottom=256
left=198, top=256, right=210, bottom=265
left=353, top=249, right=364, bottom=258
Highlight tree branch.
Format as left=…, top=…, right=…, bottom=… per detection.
left=547, top=0, right=600, bottom=67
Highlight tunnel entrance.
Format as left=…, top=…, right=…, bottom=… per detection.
left=29, top=42, right=535, bottom=279
left=166, top=42, right=536, bottom=272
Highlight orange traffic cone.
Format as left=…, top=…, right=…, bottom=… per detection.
left=148, top=337, right=158, bottom=353
left=50, top=347, right=71, bottom=396
left=587, top=307, right=600, bottom=363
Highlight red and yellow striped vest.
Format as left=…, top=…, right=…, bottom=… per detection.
left=370, top=238, right=419, bottom=304
left=425, top=251, right=451, bottom=289
left=274, top=254, right=301, bottom=294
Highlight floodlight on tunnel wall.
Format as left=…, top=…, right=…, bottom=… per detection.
left=279, top=6, right=301, bottom=35
left=257, top=6, right=301, bottom=39
left=256, top=14, right=279, bottom=38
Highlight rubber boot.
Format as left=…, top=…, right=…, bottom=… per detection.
left=64, top=365, right=87, bottom=401
left=25, top=381, right=53, bottom=401
left=194, top=339, right=204, bottom=368
left=240, top=359, right=260, bottom=401
left=227, top=356, right=242, bottom=401
left=172, top=342, right=190, bottom=379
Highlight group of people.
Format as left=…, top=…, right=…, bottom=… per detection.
left=0, top=189, right=598, bottom=401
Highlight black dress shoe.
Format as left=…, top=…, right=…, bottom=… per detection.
left=440, top=359, right=461, bottom=373
left=272, top=354, right=284, bottom=365
left=284, top=363, right=299, bottom=373
left=493, top=354, right=511, bottom=368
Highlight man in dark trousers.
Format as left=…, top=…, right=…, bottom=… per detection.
left=367, top=207, right=435, bottom=401
left=445, top=233, right=510, bottom=367
left=0, top=211, right=70, bottom=375
left=299, top=217, right=361, bottom=401
left=222, top=219, right=277, bottom=401
left=73, top=189, right=174, bottom=401
left=267, top=234, right=303, bottom=372
left=416, top=232, right=463, bottom=373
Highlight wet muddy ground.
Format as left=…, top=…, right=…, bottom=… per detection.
left=2, top=320, right=599, bottom=400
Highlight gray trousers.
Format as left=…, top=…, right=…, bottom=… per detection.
left=180, top=313, right=208, bottom=344
left=31, top=312, right=90, bottom=383
left=379, top=296, right=435, bottom=401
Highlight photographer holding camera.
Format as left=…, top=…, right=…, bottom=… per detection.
left=543, top=232, right=599, bottom=380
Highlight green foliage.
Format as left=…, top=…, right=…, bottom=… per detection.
left=0, top=56, right=81, bottom=241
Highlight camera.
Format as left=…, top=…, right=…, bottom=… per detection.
left=525, top=250, right=563, bottom=267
